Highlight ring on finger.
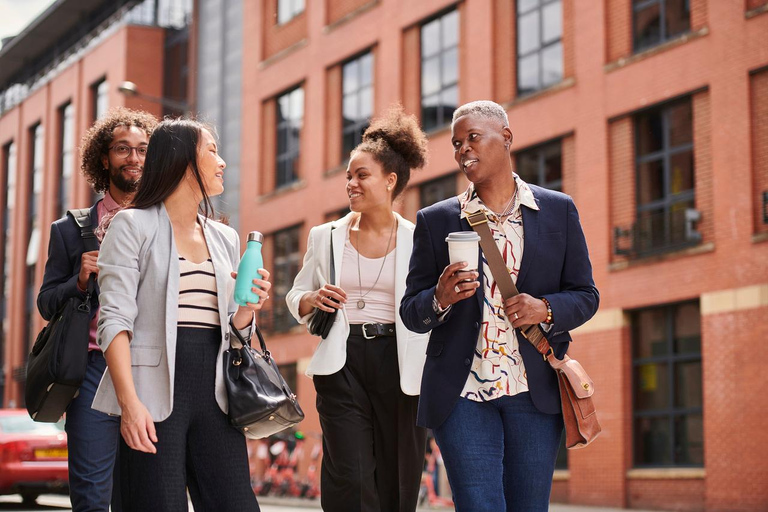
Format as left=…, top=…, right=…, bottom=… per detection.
left=514, top=312, right=519, bottom=320
left=454, top=285, right=461, bottom=293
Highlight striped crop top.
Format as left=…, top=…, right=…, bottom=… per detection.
left=178, top=257, right=220, bottom=328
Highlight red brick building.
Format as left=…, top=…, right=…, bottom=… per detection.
left=242, top=1, right=768, bottom=510
left=0, top=0, right=191, bottom=410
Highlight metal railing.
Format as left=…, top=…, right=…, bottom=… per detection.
left=614, top=207, right=702, bottom=258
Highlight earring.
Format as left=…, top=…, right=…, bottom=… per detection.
left=387, top=185, right=391, bottom=191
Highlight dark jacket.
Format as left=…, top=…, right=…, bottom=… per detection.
left=37, top=203, right=100, bottom=321
left=399, top=185, right=599, bottom=429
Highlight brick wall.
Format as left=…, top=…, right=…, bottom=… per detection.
left=262, top=0, right=308, bottom=60
left=567, top=326, right=629, bottom=507
left=751, top=69, right=768, bottom=234
left=608, top=117, right=634, bottom=263
left=702, top=306, right=768, bottom=511
left=492, top=0, right=515, bottom=104
left=605, top=0, right=631, bottom=63
left=327, top=0, right=376, bottom=26
left=261, top=99, right=277, bottom=193
left=693, top=91, right=714, bottom=244
left=690, top=0, right=708, bottom=31
left=561, top=135, right=577, bottom=200
left=628, top=479, right=706, bottom=511
left=401, top=25, right=421, bottom=120
left=325, top=65, right=343, bottom=170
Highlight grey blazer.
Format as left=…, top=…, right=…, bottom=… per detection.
left=93, top=203, right=252, bottom=421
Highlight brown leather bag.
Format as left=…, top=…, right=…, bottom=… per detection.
left=467, top=210, right=601, bottom=449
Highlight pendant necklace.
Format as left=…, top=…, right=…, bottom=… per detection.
left=355, top=216, right=395, bottom=309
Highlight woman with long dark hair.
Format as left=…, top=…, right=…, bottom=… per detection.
left=93, top=119, right=268, bottom=511
left=286, top=107, right=430, bottom=512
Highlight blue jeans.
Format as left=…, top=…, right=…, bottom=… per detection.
left=432, top=393, right=563, bottom=512
left=65, top=351, right=121, bottom=512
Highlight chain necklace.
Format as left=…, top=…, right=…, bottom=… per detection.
left=490, top=185, right=519, bottom=221
left=355, top=216, right=396, bottom=309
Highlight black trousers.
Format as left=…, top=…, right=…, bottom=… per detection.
left=313, top=334, right=427, bottom=512
left=118, top=327, right=259, bottom=512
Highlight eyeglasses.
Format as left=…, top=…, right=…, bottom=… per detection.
left=109, top=144, right=148, bottom=158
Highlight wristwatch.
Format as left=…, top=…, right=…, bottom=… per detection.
left=432, top=295, right=449, bottom=315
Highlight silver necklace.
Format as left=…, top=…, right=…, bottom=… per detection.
left=355, top=217, right=395, bottom=309
left=491, top=186, right=518, bottom=220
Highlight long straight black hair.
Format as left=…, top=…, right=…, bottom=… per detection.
left=131, top=118, right=217, bottom=219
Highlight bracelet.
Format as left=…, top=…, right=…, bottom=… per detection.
left=540, top=297, right=553, bottom=324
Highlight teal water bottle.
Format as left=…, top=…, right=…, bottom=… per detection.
left=234, top=231, right=264, bottom=306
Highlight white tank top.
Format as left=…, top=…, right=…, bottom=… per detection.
left=339, top=236, right=396, bottom=325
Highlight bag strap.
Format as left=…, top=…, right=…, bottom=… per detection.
left=229, top=320, right=270, bottom=357
left=67, top=208, right=98, bottom=298
left=466, top=209, right=552, bottom=359
left=68, top=208, right=99, bottom=253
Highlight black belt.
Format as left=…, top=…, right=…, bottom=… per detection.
left=349, top=323, right=396, bottom=339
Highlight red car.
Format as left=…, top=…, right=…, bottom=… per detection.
left=0, top=409, right=68, bottom=504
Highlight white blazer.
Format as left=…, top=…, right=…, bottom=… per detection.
left=286, top=212, right=429, bottom=396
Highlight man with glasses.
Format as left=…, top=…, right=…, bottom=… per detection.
left=37, top=107, right=157, bottom=512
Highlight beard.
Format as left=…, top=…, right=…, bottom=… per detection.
left=109, top=165, right=141, bottom=193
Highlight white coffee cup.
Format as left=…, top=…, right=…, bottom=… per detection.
left=445, top=231, right=481, bottom=271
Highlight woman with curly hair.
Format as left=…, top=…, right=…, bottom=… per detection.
left=286, top=106, right=430, bottom=512
left=37, top=107, right=157, bottom=511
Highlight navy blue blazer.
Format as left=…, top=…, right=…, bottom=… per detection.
left=37, top=202, right=100, bottom=322
left=399, top=185, right=599, bottom=429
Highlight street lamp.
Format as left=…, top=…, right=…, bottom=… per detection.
left=117, top=80, right=191, bottom=113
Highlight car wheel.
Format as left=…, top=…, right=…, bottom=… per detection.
left=21, top=492, right=39, bottom=505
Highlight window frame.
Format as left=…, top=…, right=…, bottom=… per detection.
left=632, top=0, right=691, bottom=53
left=266, top=225, right=301, bottom=333
left=419, top=173, right=458, bottom=208
left=0, top=141, right=17, bottom=404
left=275, top=86, right=304, bottom=189
left=516, top=0, right=564, bottom=96
left=277, top=0, right=305, bottom=25
left=631, top=301, right=703, bottom=468
left=514, top=138, right=563, bottom=191
left=58, top=102, right=75, bottom=218
left=420, top=8, right=460, bottom=132
left=633, top=97, right=695, bottom=255
left=341, top=51, right=374, bottom=160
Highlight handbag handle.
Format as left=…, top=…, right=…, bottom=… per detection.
left=229, top=319, right=270, bottom=357
left=466, top=210, right=552, bottom=358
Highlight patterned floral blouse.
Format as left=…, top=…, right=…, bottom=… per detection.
left=458, top=174, right=540, bottom=402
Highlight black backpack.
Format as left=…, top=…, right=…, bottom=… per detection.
left=25, top=208, right=98, bottom=422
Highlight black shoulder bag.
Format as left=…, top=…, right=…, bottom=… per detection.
left=223, top=323, right=305, bottom=439
left=25, top=208, right=98, bottom=422
left=307, top=226, right=337, bottom=338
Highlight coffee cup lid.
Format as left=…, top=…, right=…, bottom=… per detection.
left=445, top=231, right=481, bottom=242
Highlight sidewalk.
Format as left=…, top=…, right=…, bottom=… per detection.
left=257, top=496, right=663, bottom=512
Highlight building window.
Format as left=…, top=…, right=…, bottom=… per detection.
left=515, top=140, right=562, bottom=191
left=1, top=141, right=17, bottom=403
left=26, top=124, right=44, bottom=357
left=421, top=9, right=459, bottom=132
left=276, top=87, right=304, bottom=188
left=342, top=52, right=374, bottom=159
left=325, top=207, right=351, bottom=223
left=277, top=0, right=304, bottom=24
left=92, top=78, right=109, bottom=121
left=634, top=97, right=695, bottom=255
left=267, top=226, right=301, bottom=333
left=517, top=0, right=563, bottom=96
left=59, top=103, right=75, bottom=217
left=632, top=301, right=703, bottom=467
left=633, top=0, right=690, bottom=52
left=420, top=173, right=457, bottom=208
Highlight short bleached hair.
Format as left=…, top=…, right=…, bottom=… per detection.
left=451, top=100, right=509, bottom=127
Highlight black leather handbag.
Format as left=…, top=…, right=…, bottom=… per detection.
left=223, top=323, right=304, bottom=439
left=307, top=226, right=337, bottom=338
left=25, top=209, right=97, bottom=422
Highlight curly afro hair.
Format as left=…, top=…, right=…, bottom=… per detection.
left=79, top=107, right=158, bottom=193
left=353, top=105, right=428, bottom=199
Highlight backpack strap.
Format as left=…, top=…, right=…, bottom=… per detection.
left=67, top=208, right=99, bottom=253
